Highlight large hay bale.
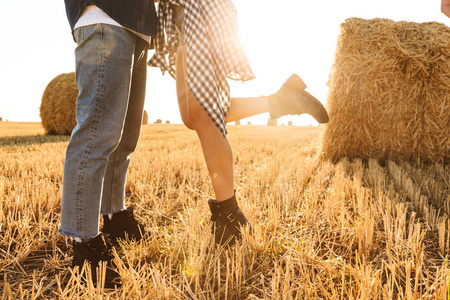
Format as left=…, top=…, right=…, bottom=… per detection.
left=322, top=18, right=450, bottom=163
left=40, top=72, right=77, bottom=135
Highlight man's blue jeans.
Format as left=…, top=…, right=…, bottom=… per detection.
left=58, top=24, right=148, bottom=239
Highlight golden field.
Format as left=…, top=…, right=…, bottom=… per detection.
left=0, top=122, right=448, bottom=299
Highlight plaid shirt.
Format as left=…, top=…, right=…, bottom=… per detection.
left=148, top=0, right=255, bottom=136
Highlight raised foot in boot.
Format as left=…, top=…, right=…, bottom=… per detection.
left=71, top=233, right=121, bottom=289
left=102, top=206, right=145, bottom=245
left=267, top=74, right=329, bottom=123
left=208, top=194, right=250, bottom=246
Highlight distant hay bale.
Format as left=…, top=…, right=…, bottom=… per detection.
left=0, top=117, right=2, bottom=122
left=235, top=120, right=241, bottom=125
left=40, top=72, right=78, bottom=135
left=155, top=119, right=162, bottom=124
left=322, top=18, right=450, bottom=163
left=166, top=120, right=170, bottom=124
left=143, top=110, right=149, bottom=125
left=267, top=119, right=277, bottom=126
left=247, top=122, right=251, bottom=125
left=288, top=121, right=293, bottom=126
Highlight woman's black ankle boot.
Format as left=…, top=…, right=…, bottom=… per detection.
left=208, top=193, right=249, bottom=246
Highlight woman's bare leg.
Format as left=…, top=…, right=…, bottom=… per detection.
left=176, top=47, right=234, bottom=201
left=226, top=97, right=270, bottom=123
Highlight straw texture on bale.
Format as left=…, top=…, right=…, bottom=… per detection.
left=40, top=72, right=77, bottom=135
left=322, top=18, right=450, bottom=163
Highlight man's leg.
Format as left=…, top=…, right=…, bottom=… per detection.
left=58, top=24, right=139, bottom=240
left=99, top=38, right=148, bottom=243
left=100, top=39, right=148, bottom=215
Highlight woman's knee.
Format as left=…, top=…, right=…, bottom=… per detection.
left=187, top=96, right=214, bottom=129
left=176, top=89, right=195, bottom=130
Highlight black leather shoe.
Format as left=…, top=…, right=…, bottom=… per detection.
left=102, top=206, right=145, bottom=245
left=267, top=74, right=329, bottom=123
left=72, top=233, right=121, bottom=288
left=208, top=194, right=249, bottom=246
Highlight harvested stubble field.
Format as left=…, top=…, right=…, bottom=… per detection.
left=0, top=122, right=448, bottom=299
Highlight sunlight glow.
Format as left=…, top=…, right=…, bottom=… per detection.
left=0, top=0, right=449, bottom=125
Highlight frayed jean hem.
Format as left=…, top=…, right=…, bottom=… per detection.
left=57, top=228, right=100, bottom=240
left=100, top=207, right=127, bottom=215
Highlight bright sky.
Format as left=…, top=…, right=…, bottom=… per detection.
left=0, top=0, right=449, bottom=126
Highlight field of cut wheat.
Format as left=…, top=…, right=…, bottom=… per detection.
left=0, top=122, right=448, bottom=299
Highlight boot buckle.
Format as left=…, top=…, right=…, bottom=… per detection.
left=227, top=212, right=236, bottom=223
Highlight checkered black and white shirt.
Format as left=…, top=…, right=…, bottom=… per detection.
left=148, top=0, right=255, bottom=136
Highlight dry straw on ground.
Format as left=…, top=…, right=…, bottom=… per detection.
left=322, top=18, right=450, bottom=163
left=40, top=72, right=78, bottom=135
left=1, top=123, right=448, bottom=299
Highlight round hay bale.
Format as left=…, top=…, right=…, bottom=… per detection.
left=166, top=120, right=170, bottom=124
left=155, top=119, right=162, bottom=124
left=288, top=121, right=293, bottom=126
left=40, top=72, right=77, bottom=135
left=235, top=120, right=241, bottom=125
left=267, top=119, right=277, bottom=126
left=142, top=110, right=149, bottom=125
left=247, top=122, right=251, bottom=125
left=322, top=18, right=450, bottom=164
